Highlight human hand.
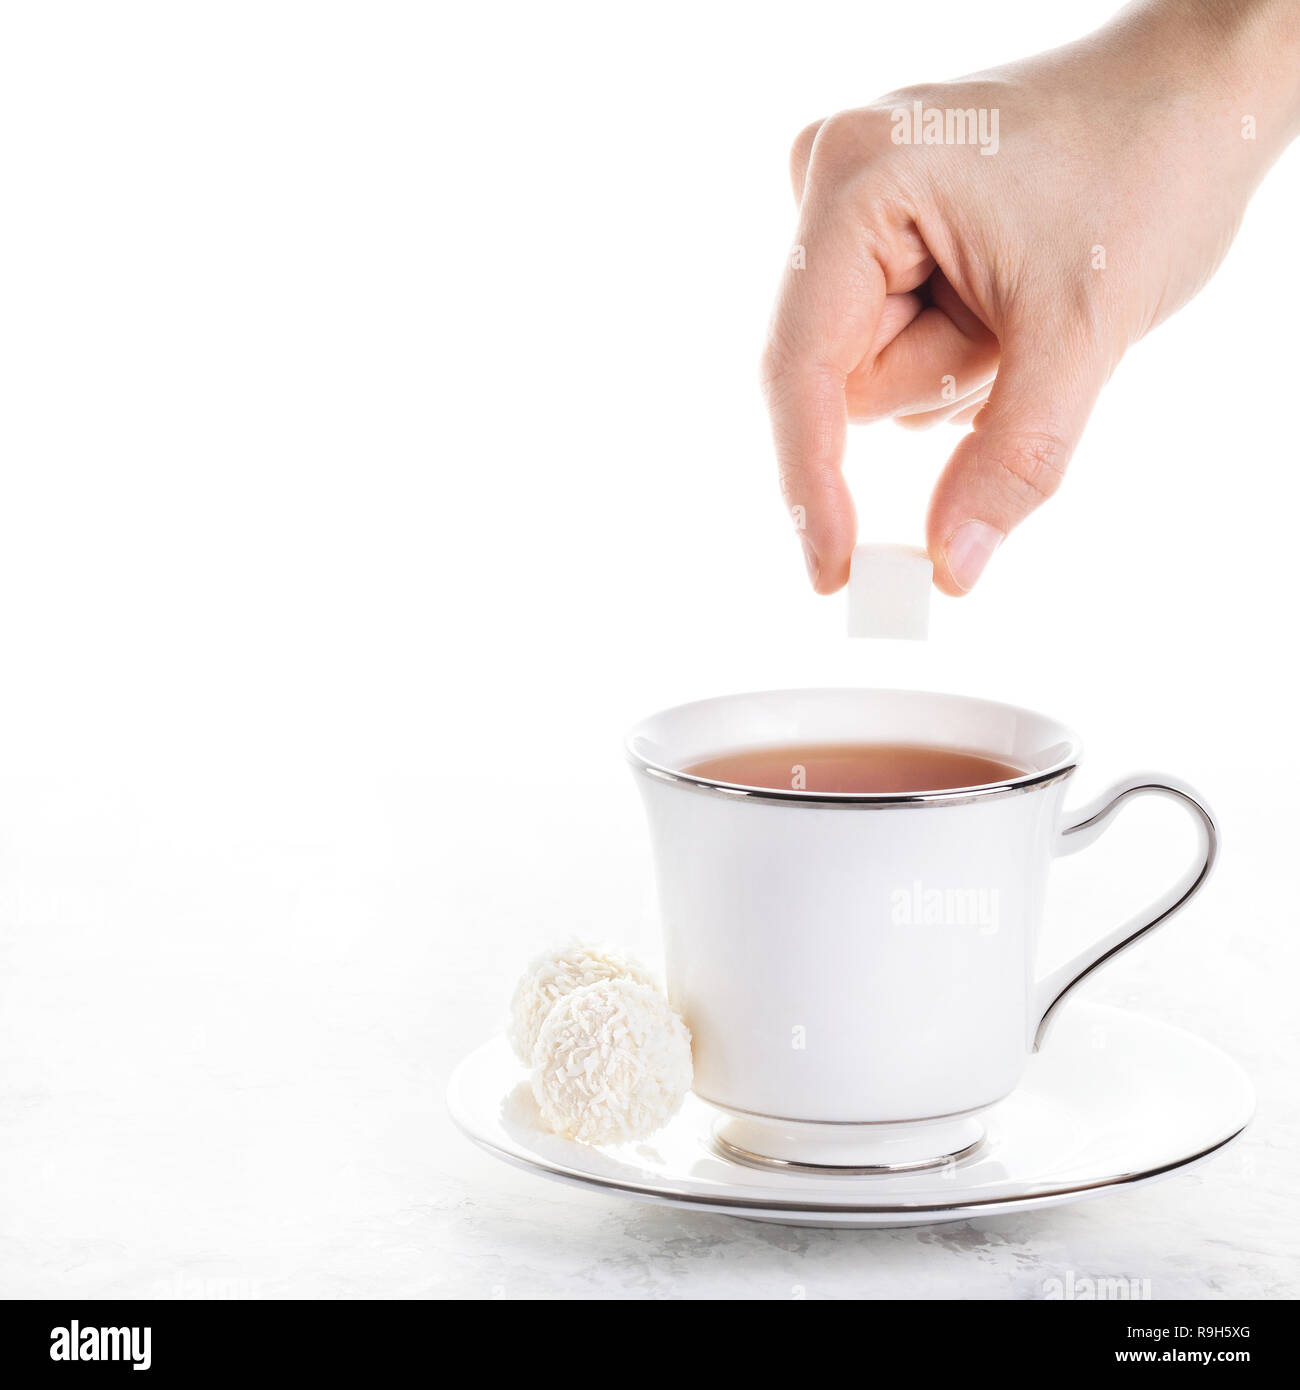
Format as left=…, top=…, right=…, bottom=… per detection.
left=763, top=0, right=1300, bottom=594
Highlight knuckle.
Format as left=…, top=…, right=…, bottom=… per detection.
left=760, top=350, right=799, bottom=410
left=801, top=109, right=891, bottom=178
left=789, top=119, right=825, bottom=179
left=759, top=341, right=789, bottom=394
left=760, top=342, right=842, bottom=409
left=992, top=431, right=1069, bottom=506
left=759, top=332, right=807, bottom=396
left=810, top=111, right=868, bottom=164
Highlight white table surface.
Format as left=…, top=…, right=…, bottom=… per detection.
left=1, top=758, right=1294, bottom=1302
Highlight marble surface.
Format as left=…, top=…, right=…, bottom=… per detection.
left=0, top=766, right=1295, bottom=1301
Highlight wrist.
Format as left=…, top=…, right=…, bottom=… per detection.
left=1117, top=1, right=1300, bottom=151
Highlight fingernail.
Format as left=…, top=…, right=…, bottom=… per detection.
left=800, top=535, right=820, bottom=588
left=945, top=520, right=1004, bottom=592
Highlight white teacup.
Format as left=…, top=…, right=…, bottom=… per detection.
left=627, top=689, right=1216, bottom=1173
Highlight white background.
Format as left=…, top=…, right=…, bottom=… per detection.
left=0, top=0, right=1295, bottom=1298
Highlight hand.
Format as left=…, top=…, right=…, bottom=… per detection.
left=763, top=0, right=1300, bottom=594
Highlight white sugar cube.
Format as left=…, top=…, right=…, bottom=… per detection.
left=847, top=543, right=932, bottom=640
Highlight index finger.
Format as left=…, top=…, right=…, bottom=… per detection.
left=761, top=211, right=887, bottom=593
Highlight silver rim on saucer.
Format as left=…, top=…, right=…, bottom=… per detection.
left=446, top=1006, right=1255, bottom=1225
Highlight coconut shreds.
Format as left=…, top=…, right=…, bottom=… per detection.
left=507, top=942, right=658, bottom=1065
left=531, top=978, right=693, bottom=1146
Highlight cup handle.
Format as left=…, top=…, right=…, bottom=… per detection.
left=1030, top=774, right=1218, bottom=1051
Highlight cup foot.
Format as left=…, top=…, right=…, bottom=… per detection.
left=710, top=1109, right=986, bottom=1175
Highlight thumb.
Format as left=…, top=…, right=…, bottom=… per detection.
left=926, top=337, right=1106, bottom=595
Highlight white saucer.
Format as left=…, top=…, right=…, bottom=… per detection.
left=447, top=1003, right=1253, bottom=1228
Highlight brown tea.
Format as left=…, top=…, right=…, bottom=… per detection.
left=682, top=742, right=1026, bottom=794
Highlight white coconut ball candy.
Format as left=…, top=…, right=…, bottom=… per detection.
left=508, top=943, right=658, bottom=1064
left=532, top=978, right=693, bottom=1146
left=846, top=542, right=933, bottom=639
